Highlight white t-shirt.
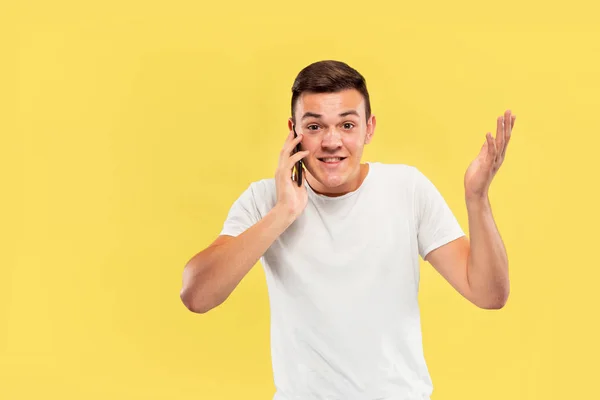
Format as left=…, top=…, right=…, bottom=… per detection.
left=220, top=162, right=465, bottom=400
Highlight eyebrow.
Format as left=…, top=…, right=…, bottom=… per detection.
left=300, top=110, right=360, bottom=120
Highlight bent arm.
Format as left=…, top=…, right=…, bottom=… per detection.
left=465, top=196, right=509, bottom=308
left=425, top=197, right=509, bottom=310
left=180, top=205, right=294, bottom=313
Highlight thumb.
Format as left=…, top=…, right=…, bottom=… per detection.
left=478, top=138, right=488, bottom=158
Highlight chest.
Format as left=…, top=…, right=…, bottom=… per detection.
left=262, top=194, right=419, bottom=303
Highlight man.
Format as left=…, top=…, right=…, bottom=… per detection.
left=180, top=60, right=515, bottom=399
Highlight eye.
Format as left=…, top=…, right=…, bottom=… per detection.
left=307, top=124, right=320, bottom=131
left=343, top=122, right=355, bottom=130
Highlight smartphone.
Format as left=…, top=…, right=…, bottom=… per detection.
left=292, top=124, right=303, bottom=186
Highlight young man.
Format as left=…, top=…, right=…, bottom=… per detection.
left=180, top=60, right=515, bottom=399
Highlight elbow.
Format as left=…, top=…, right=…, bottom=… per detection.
left=180, top=248, right=233, bottom=314
left=180, top=287, right=214, bottom=314
left=479, top=298, right=508, bottom=310
left=477, top=288, right=510, bottom=310
left=180, top=288, right=202, bottom=313
left=180, top=261, right=215, bottom=314
left=180, top=272, right=221, bottom=314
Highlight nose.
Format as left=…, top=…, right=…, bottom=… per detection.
left=321, top=127, right=343, bottom=149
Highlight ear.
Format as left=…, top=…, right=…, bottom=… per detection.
left=364, top=115, right=376, bottom=144
left=288, top=118, right=294, bottom=131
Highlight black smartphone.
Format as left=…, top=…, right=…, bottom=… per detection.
left=292, top=124, right=303, bottom=186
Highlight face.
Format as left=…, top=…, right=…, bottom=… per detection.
left=288, top=89, right=376, bottom=196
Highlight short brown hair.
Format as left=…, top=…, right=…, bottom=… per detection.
left=291, top=60, right=371, bottom=123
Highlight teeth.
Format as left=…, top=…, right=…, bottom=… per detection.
left=322, top=157, right=342, bottom=162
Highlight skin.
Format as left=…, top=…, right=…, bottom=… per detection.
left=286, top=92, right=515, bottom=310
left=426, top=110, right=516, bottom=309
left=180, top=89, right=377, bottom=313
left=180, top=88, right=515, bottom=313
left=288, top=89, right=376, bottom=197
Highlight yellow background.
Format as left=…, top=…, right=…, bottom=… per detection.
left=2, top=1, right=599, bottom=399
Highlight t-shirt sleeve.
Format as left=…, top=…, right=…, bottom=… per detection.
left=219, top=183, right=261, bottom=237
left=413, top=168, right=466, bottom=260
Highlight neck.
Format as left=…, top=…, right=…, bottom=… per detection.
left=307, top=163, right=369, bottom=197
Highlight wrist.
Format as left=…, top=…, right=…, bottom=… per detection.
left=465, top=193, right=491, bottom=211
left=270, top=203, right=298, bottom=229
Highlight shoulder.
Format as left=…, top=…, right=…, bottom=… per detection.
left=248, top=177, right=276, bottom=198
left=229, top=177, right=276, bottom=206
left=243, top=177, right=277, bottom=213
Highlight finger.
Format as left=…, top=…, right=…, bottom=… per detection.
left=280, top=132, right=303, bottom=162
left=287, top=132, right=304, bottom=153
left=281, top=130, right=300, bottom=149
left=284, top=130, right=294, bottom=144
left=295, top=165, right=307, bottom=188
left=301, top=165, right=307, bottom=186
left=285, top=151, right=309, bottom=183
left=287, top=150, right=310, bottom=169
left=502, top=115, right=515, bottom=159
left=495, top=116, right=505, bottom=162
left=504, top=109, right=512, bottom=142
left=500, top=110, right=512, bottom=160
left=279, top=131, right=294, bottom=159
left=486, top=132, right=497, bottom=164
left=477, top=137, right=488, bottom=158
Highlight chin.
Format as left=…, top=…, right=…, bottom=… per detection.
left=306, top=160, right=357, bottom=189
left=321, top=175, right=347, bottom=188
left=311, top=170, right=351, bottom=189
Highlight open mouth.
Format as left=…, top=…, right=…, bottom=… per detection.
left=318, top=157, right=347, bottom=164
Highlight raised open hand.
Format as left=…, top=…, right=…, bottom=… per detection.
left=464, top=110, right=516, bottom=200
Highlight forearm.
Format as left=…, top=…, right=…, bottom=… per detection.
left=181, top=205, right=294, bottom=313
left=465, top=195, right=510, bottom=308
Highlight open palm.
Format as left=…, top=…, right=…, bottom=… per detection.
left=464, top=110, right=516, bottom=200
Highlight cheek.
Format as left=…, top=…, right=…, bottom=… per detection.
left=342, top=137, right=363, bottom=154
left=300, top=138, right=318, bottom=153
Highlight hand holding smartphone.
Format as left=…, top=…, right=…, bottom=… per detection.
left=273, top=127, right=309, bottom=222
left=292, top=124, right=303, bottom=186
